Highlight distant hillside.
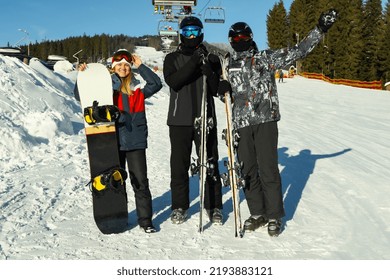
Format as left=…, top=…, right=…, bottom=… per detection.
left=18, top=34, right=165, bottom=63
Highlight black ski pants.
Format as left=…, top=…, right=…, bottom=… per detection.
left=119, top=149, right=153, bottom=227
left=169, top=125, right=223, bottom=211
left=237, top=122, right=285, bottom=220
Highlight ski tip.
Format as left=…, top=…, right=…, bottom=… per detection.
left=236, top=230, right=244, bottom=238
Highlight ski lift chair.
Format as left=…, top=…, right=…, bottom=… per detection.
left=152, top=1, right=197, bottom=7
left=158, top=19, right=179, bottom=37
left=204, top=6, right=225, bottom=23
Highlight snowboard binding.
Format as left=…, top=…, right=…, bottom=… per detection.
left=84, top=101, right=120, bottom=125
left=89, top=167, right=128, bottom=192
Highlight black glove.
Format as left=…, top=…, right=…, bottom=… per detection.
left=200, top=62, right=214, bottom=78
left=217, top=80, right=232, bottom=100
left=193, top=45, right=208, bottom=61
left=318, top=9, right=338, bottom=33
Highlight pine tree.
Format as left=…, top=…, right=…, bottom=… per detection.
left=340, top=0, right=364, bottom=80
left=267, top=0, right=289, bottom=49
left=323, top=0, right=364, bottom=79
left=300, top=0, right=329, bottom=74
left=378, top=0, right=390, bottom=84
left=289, top=0, right=311, bottom=48
left=288, top=0, right=324, bottom=73
left=360, top=0, right=384, bottom=81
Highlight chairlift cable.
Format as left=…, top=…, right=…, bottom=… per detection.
left=197, top=0, right=212, bottom=17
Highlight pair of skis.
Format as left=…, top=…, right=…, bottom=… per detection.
left=198, top=68, right=208, bottom=233
left=220, top=53, right=244, bottom=238
left=221, top=95, right=244, bottom=238
left=192, top=58, right=213, bottom=233
left=193, top=54, right=244, bottom=237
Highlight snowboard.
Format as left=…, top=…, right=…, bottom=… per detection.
left=76, top=63, right=128, bottom=234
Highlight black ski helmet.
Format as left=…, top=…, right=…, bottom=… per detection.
left=179, top=16, right=204, bottom=49
left=180, top=16, right=203, bottom=29
left=228, top=22, right=253, bottom=52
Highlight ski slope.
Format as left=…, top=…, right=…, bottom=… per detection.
left=0, top=47, right=389, bottom=276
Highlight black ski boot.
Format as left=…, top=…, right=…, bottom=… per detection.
left=140, top=225, right=157, bottom=233
left=267, top=219, right=282, bottom=237
left=243, top=215, right=268, bottom=231
left=170, top=208, right=188, bottom=224
left=207, top=208, right=223, bottom=225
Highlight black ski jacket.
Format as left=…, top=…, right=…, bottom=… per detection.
left=163, top=44, right=220, bottom=126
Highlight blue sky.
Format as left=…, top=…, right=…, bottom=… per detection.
left=0, top=0, right=290, bottom=50
left=0, top=0, right=387, bottom=51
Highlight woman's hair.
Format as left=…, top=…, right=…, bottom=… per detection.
left=112, top=66, right=133, bottom=95
left=120, top=70, right=133, bottom=95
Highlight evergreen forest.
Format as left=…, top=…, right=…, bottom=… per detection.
left=267, top=0, right=389, bottom=83
left=22, top=34, right=162, bottom=65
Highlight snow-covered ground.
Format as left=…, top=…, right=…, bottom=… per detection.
left=1, top=46, right=389, bottom=278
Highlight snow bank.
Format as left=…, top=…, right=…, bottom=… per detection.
left=0, top=55, right=82, bottom=172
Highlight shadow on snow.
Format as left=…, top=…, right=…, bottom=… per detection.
left=125, top=147, right=352, bottom=230
left=279, top=147, right=351, bottom=222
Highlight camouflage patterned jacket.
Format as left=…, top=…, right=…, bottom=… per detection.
left=228, top=26, right=324, bottom=129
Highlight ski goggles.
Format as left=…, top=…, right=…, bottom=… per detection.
left=181, top=25, right=203, bottom=38
left=229, top=34, right=252, bottom=43
left=112, top=51, right=133, bottom=64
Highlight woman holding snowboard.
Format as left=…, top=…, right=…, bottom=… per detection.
left=77, top=49, right=162, bottom=233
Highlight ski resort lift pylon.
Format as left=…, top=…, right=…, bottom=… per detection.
left=158, top=19, right=179, bottom=37
left=204, top=6, right=225, bottom=23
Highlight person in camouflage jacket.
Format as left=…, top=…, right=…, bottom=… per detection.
left=218, top=9, right=338, bottom=236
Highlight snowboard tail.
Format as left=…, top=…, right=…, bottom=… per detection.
left=92, top=181, right=128, bottom=234
left=86, top=123, right=129, bottom=234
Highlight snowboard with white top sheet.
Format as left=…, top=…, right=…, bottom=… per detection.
left=76, top=63, right=128, bottom=234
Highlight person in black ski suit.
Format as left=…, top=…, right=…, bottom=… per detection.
left=163, top=16, right=223, bottom=225
left=217, top=9, right=338, bottom=236
left=278, top=69, right=284, bottom=83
